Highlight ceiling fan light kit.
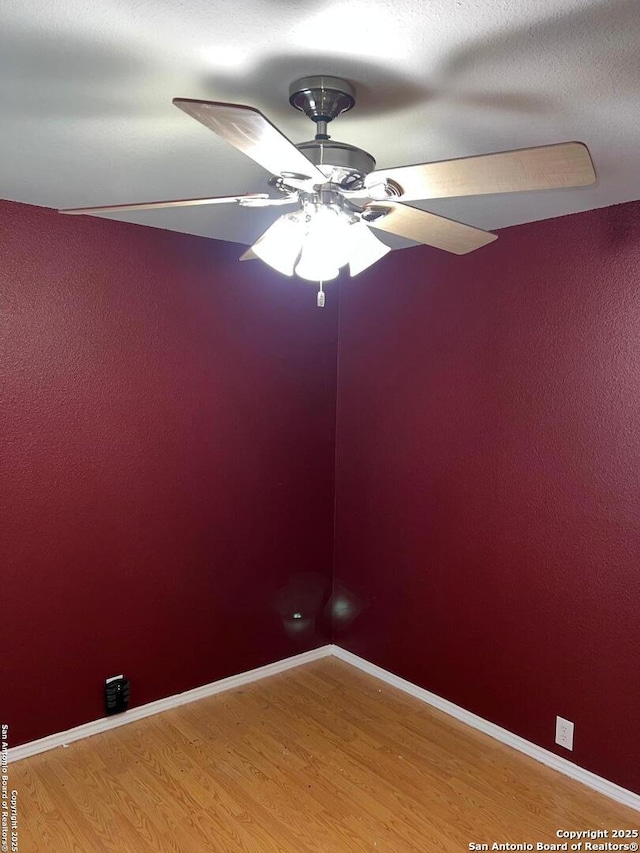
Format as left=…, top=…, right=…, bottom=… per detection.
left=60, top=75, right=596, bottom=306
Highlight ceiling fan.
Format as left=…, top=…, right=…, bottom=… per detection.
left=60, top=75, right=596, bottom=304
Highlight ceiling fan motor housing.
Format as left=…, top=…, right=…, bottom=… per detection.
left=296, top=139, right=376, bottom=187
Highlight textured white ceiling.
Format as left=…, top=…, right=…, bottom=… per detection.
left=1, top=0, right=639, bottom=249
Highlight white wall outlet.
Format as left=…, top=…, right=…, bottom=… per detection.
left=555, top=716, right=574, bottom=750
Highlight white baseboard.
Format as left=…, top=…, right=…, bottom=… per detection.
left=9, top=642, right=639, bottom=813
left=8, top=645, right=332, bottom=763
left=331, top=645, right=640, bottom=813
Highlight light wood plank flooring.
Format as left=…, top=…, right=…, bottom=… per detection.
left=10, top=658, right=638, bottom=851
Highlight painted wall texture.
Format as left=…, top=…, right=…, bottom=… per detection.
left=3, top=195, right=639, bottom=797
left=1, top=200, right=338, bottom=746
left=334, top=199, right=640, bottom=794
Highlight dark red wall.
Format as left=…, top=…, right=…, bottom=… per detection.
left=1, top=199, right=338, bottom=746
left=334, top=199, right=640, bottom=794
left=4, top=194, right=640, bottom=796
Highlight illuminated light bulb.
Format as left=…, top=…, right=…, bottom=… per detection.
left=251, top=213, right=305, bottom=276
left=347, top=221, right=391, bottom=276
left=294, top=205, right=351, bottom=282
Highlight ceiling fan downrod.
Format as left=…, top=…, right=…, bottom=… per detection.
left=288, top=76, right=377, bottom=189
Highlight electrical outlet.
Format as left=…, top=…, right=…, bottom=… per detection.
left=104, top=674, right=130, bottom=716
left=555, top=716, right=574, bottom=750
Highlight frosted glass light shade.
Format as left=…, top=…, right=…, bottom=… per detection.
left=251, top=213, right=305, bottom=276
left=347, top=222, right=391, bottom=276
left=250, top=206, right=391, bottom=281
left=294, top=206, right=351, bottom=282
left=295, top=247, right=340, bottom=281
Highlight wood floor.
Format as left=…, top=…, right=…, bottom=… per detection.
left=10, top=659, right=638, bottom=851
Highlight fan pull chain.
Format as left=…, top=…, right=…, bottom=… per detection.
left=317, top=282, right=325, bottom=308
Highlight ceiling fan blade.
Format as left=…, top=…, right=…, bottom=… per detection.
left=366, top=202, right=497, bottom=255
left=238, top=195, right=298, bottom=208
left=239, top=247, right=257, bottom=261
left=173, top=98, right=326, bottom=185
left=59, top=193, right=270, bottom=215
left=368, top=142, right=596, bottom=202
